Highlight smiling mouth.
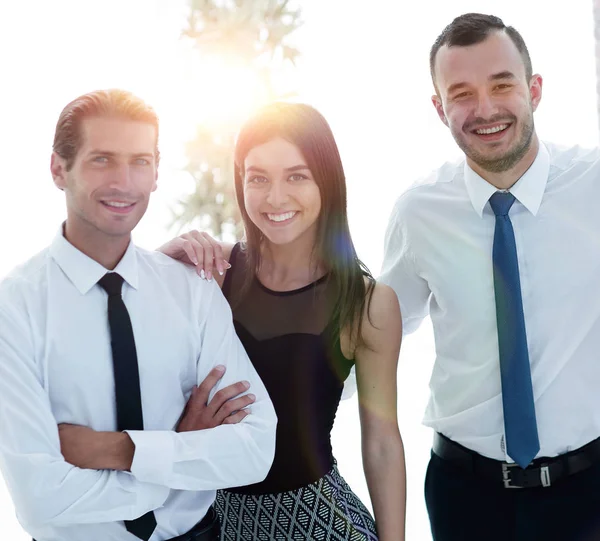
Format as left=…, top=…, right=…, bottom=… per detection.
left=100, top=200, right=137, bottom=213
left=264, top=211, right=297, bottom=223
left=472, top=123, right=510, bottom=135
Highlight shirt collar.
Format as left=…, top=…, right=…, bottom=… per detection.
left=49, top=225, right=139, bottom=295
left=464, top=142, right=550, bottom=217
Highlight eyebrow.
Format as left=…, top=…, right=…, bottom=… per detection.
left=87, top=150, right=154, bottom=158
left=245, top=164, right=310, bottom=173
left=446, top=71, right=517, bottom=95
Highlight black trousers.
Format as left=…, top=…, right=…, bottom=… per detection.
left=425, top=451, right=600, bottom=541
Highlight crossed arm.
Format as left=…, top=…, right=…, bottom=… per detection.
left=0, top=285, right=276, bottom=531
left=58, top=365, right=253, bottom=471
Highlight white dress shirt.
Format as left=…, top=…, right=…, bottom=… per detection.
left=381, top=142, right=600, bottom=461
left=0, top=229, right=277, bottom=541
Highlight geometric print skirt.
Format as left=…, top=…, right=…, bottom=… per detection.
left=215, top=464, right=378, bottom=540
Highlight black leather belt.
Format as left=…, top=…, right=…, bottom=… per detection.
left=433, top=432, right=600, bottom=489
left=167, top=507, right=220, bottom=541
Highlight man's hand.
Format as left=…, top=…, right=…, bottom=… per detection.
left=58, top=424, right=134, bottom=471
left=177, top=365, right=255, bottom=432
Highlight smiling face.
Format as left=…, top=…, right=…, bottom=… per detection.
left=432, top=31, right=542, bottom=173
left=242, top=137, right=322, bottom=248
left=51, top=115, right=158, bottom=244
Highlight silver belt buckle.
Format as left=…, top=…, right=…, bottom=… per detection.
left=502, top=462, right=520, bottom=489
left=502, top=463, right=552, bottom=488
left=540, top=465, right=551, bottom=487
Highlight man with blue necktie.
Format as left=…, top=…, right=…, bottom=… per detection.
left=381, top=13, right=600, bottom=541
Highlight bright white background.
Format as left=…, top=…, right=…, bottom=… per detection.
left=0, top=1, right=597, bottom=539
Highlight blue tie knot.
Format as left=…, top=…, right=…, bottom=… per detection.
left=489, top=192, right=515, bottom=217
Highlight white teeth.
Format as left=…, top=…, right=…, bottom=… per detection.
left=476, top=124, right=509, bottom=135
left=104, top=201, right=133, bottom=208
left=267, top=211, right=296, bottom=222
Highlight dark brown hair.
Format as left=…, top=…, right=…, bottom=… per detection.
left=430, top=13, right=532, bottom=86
left=233, top=102, right=375, bottom=349
left=53, top=89, right=160, bottom=171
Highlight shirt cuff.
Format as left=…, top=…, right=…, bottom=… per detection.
left=125, top=430, right=175, bottom=487
left=115, top=470, right=170, bottom=519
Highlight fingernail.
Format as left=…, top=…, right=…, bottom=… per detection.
left=243, top=381, right=250, bottom=389
left=215, top=365, right=226, bottom=372
left=200, top=269, right=206, bottom=280
left=248, top=394, right=256, bottom=401
left=218, top=269, right=224, bottom=276
left=225, top=262, right=232, bottom=269
left=207, top=271, right=213, bottom=281
left=191, top=255, right=198, bottom=265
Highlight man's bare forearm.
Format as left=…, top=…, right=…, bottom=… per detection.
left=58, top=424, right=135, bottom=471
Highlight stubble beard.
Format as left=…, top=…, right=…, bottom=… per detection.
left=454, top=111, right=535, bottom=174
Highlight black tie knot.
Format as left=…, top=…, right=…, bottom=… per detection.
left=489, top=191, right=516, bottom=217
left=98, top=272, right=125, bottom=297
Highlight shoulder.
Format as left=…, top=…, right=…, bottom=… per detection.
left=387, top=158, right=465, bottom=224
left=135, top=246, right=220, bottom=300
left=362, top=280, right=401, bottom=333
left=0, top=248, right=51, bottom=300
left=352, top=280, right=402, bottom=363
left=544, top=141, right=600, bottom=177
left=0, top=248, right=52, bottom=325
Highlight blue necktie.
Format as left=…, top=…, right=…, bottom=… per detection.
left=489, top=192, right=539, bottom=468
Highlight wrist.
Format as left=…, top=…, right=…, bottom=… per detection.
left=103, top=431, right=135, bottom=471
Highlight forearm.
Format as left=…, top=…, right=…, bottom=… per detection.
left=127, top=406, right=276, bottom=490
left=60, top=427, right=135, bottom=471
left=362, top=434, right=406, bottom=541
left=3, top=455, right=168, bottom=530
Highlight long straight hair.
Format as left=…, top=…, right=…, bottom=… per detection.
left=233, top=102, right=375, bottom=349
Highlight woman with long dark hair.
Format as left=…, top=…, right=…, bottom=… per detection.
left=159, top=102, right=405, bottom=540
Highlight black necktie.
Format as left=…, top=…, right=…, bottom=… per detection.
left=98, top=272, right=157, bottom=540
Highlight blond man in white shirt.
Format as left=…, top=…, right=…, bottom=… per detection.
left=0, top=89, right=276, bottom=541
left=381, top=13, right=600, bottom=541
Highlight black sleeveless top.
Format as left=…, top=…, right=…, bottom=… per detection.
left=223, top=244, right=354, bottom=494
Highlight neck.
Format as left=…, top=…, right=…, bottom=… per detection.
left=467, top=135, right=540, bottom=190
left=259, top=232, right=324, bottom=287
left=63, top=218, right=130, bottom=270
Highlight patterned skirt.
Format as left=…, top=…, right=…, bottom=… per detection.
left=215, top=464, right=378, bottom=541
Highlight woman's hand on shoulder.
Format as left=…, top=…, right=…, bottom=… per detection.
left=156, top=231, right=233, bottom=284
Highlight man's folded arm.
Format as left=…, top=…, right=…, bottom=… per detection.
left=0, top=304, right=169, bottom=531
left=126, top=282, right=277, bottom=491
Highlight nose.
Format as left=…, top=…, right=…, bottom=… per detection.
left=108, top=163, right=133, bottom=190
left=266, top=180, right=290, bottom=208
left=474, top=92, right=499, bottom=120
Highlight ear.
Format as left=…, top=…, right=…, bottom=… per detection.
left=51, top=152, right=68, bottom=191
left=529, top=74, right=543, bottom=112
left=432, top=94, right=449, bottom=127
